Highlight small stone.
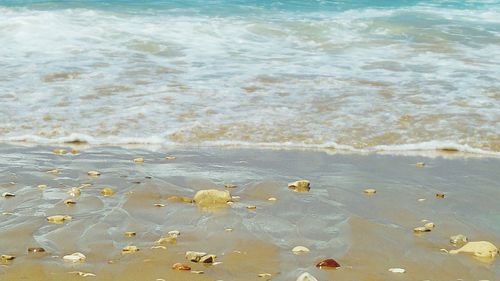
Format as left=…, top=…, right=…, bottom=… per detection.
left=151, top=246, right=167, bottom=250
left=172, top=263, right=191, bottom=270
left=156, top=236, right=177, bottom=244
left=225, top=228, right=233, bottom=232
left=388, top=268, right=406, bottom=273
left=47, top=215, right=72, bottom=224
left=191, top=270, right=204, bottom=274
left=416, top=162, right=425, bottom=167
left=87, top=170, right=101, bottom=177
left=167, top=196, right=193, bottom=203
left=199, top=254, right=216, bottom=264
left=38, top=184, right=48, bottom=190
left=133, top=157, right=144, bottom=163
left=185, top=251, right=207, bottom=262
left=258, top=273, right=272, bottom=279
left=124, top=232, right=136, bottom=237
left=224, top=183, right=237, bottom=188
left=53, top=149, right=67, bottom=155
left=47, top=169, right=60, bottom=175
left=316, top=258, right=340, bottom=269
left=70, top=149, right=79, bottom=155
left=0, top=255, right=15, bottom=261
left=292, top=246, right=310, bottom=255
left=231, top=195, right=241, bottom=201
left=165, top=156, right=176, bottom=160
left=28, top=247, right=46, bottom=253
left=79, top=183, right=92, bottom=188
left=417, top=198, right=426, bottom=202
left=363, top=188, right=376, bottom=195
left=67, top=187, right=81, bottom=196
left=424, top=222, right=435, bottom=230
left=296, top=272, right=318, bottom=281
left=413, top=226, right=431, bottom=233
left=122, top=245, right=139, bottom=254
left=154, top=203, right=165, bottom=207
left=1, top=192, right=15, bottom=198
left=450, top=234, right=468, bottom=245
left=63, top=252, right=86, bottom=263
left=193, top=189, right=231, bottom=207
left=288, top=180, right=310, bottom=192
left=449, top=241, right=498, bottom=258
left=168, top=230, right=180, bottom=237
left=268, top=197, right=277, bottom=201
left=64, top=199, right=77, bottom=206
left=101, top=187, right=114, bottom=196
left=247, top=205, right=257, bottom=210
left=436, top=192, right=445, bottom=199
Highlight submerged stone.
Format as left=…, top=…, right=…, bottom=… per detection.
left=193, top=189, right=231, bottom=207
left=424, top=222, right=435, bottom=230
left=101, top=187, right=114, bottom=196
left=413, top=226, right=431, bottom=233
left=288, top=180, right=310, bottom=192
left=416, top=162, right=425, bottom=167
left=67, top=187, right=81, bottom=196
left=449, top=241, right=498, bottom=258
left=64, top=199, right=77, bottom=206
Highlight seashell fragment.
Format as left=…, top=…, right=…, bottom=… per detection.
left=388, top=268, right=406, bottom=273
left=156, top=236, right=177, bottom=244
left=53, top=149, right=67, bottom=155
left=133, top=157, right=144, bottom=163
left=64, top=199, right=77, bottom=206
left=247, top=205, right=257, bottom=210
left=154, top=203, right=165, bottom=207
left=436, top=192, right=445, bottom=199
left=199, top=254, right=216, bottom=264
left=70, top=149, right=78, bottom=155
left=0, top=255, right=15, bottom=261
left=165, top=156, right=176, bottom=160
left=69, top=271, right=96, bottom=277
left=268, top=197, right=277, bottom=201
left=167, top=195, right=194, bottom=203
left=47, top=169, right=60, bottom=175
left=416, top=162, right=425, bottom=167
left=28, top=247, right=45, bottom=253
left=124, top=231, right=136, bottom=237
left=38, top=184, right=48, bottom=190
left=122, top=245, right=139, bottom=254
left=185, top=251, right=207, bottom=262
left=191, top=270, right=204, bottom=274
left=449, top=241, right=498, bottom=258
left=450, top=234, right=468, bottom=245
left=292, top=246, right=310, bottom=255
left=87, top=170, right=100, bottom=177
left=172, top=263, right=191, bottom=270
left=193, top=189, right=231, bottom=207
left=258, top=273, right=272, bottom=279
left=68, top=187, right=81, bottom=196
left=424, top=222, right=435, bottom=230
left=417, top=198, right=426, bottom=202
left=151, top=246, right=167, bottom=250
left=224, top=183, right=237, bottom=188
left=168, top=230, right=180, bottom=237
left=101, top=187, right=114, bottom=196
left=63, top=252, right=86, bottom=263
left=1, top=192, right=15, bottom=198
left=296, top=272, right=318, bottom=281
left=316, top=258, right=340, bottom=269
left=288, top=180, right=310, bottom=192
left=47, top=215, right=72, bottom=224
left=363, top=188, right=376, bottom=195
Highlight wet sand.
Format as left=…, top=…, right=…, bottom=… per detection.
left=0, top=144, right=499, bottom=280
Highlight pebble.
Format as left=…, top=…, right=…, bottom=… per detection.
left=316, top=258, right=340, bottom=269
left=28, top=247, right=46, bottom=253
left=69, top=271, right=96, bottom=277
left=450, top=234, right=468, bottom=245
left=172, top=263, right=191, bottom=270
left=38, top=184, right=48, bottom=190
left=199, top=254, right=216, bottom=264
left=63, top=252, right=86, bottom=263
left=101, top=187, right=114, bottom=196
left=133, top=157, right=144, bottom=163
left=165, top=156, right=176, bottom=160
left=67, top=187, right=81, bottom=196
left=424, top=222, right=435, bottom=230
left=154, top=203, right=165, bottom=207
left=53, top=149, right=67, bottom=155
left=296, top=272, right=318, bottom=281
left=193, top=189, right=231, bottom=207
left=363, top=188, right=377, bottom=195
left=436, top=192, right=445, bottom=199
left=47, top=215, right=72, bottom=224
left=156, top=236, right=177, bottom=244
left=47, top=169, right=60, bottom=175
left=288, top=180, right=310, bottom=192
left=388, top=268, right=406, bottom=273
left=247, top=205, right=257, bottom=210
left=416, top=162, right=425, bottom=167
left=417, top=198, right=426, bottom=202
left=87, top=170, right=101, bottom=177
left=186, top=251, right=207, bottom=262
left=0, top=255, right=15, bottom=262
left=258, top=273, right=272, bottom=279
left=413, top=226, right=431, bottom=233
left=122, top=246, right=139, bottom=254
left=64, top=199, right=77, bottom=206
left=124, top=231, right=136, bottom=237
left=268, top=197, right=277, bottom=202
left=1, top=192, right=15, bottom=198
left=224, top=183, right=237, bottom=188
left=292, top=246, right=310, bottom=255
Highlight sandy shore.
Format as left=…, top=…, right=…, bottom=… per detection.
left=0, top=144, right=498, bottom=280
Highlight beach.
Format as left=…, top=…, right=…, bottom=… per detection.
left=0, top=144, right=498, bottom=280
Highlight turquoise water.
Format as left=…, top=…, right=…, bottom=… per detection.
left=0, top=0, right=499, bottom=154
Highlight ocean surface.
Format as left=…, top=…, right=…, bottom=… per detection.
left=0, top=0, right=499, bottom=155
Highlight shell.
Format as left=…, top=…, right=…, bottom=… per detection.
left=296, top=272, right=318, bottom=281
left=124, top=231, right=136, bottom=237
left=87, top=170, right=101, bottom=177
left=388, top=268, right=406, bottom=273
left=1, top=192, right=15, bottom=198
left=199, top=254, right=216, bottom=264
left=101, top=187, right=114, bottom=196
left=363, top=188, right=377, bottom=195
left=133, top=157, right=144, bottom=163
left=28, top=247, right=46, bottom=253
left=122, top=245, right=139, bottom=254
left=288, top=180, right=310, bottom=192
left=47, top=215, right=72, bottom=224
left=316, top=258, right=340, bottom=269
left=292, top=246, right=310, bottom=255
left=450, top=234, right=468, bottom=245
left=63, top=252, right=86, bottom=263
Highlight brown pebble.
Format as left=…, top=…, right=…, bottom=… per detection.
left=101, top=187, right=114, bottom=196
left=28, top=247, right=45, bottom=253
left=436, top=192, right=445, bottom=199
left=172, top=263, right=191, bottom=270
left=316, top=258, right=340, bottom=269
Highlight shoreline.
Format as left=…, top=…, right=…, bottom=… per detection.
left=0, top=144, right=498, bottom=280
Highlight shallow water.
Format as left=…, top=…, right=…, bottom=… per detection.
left=0, top=144, right=498, bottom=280
left=0, top=0, right=499, bottom=154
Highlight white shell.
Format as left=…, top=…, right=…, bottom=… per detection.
left=292, top=246, right=310, bottom=255
left=296, top=272, right=318, bottom=281
left=63, top=252, right=86, bottom=263
left=388, top=268, right=406, bottom=273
